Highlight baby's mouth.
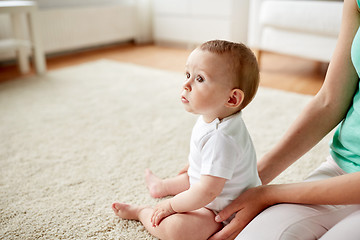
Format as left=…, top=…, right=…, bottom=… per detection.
left=181, top=96, right=189, bottom=103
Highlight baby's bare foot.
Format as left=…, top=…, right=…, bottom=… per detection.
left=145, top=169, right=168, bottom=198
left=112, top=202, right=143, bottom=220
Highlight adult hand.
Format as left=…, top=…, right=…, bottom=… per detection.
left=209, top=186, right=273, bottom=240
left=151, top=199, right=176, bottom=227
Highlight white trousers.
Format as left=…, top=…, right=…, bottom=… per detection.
left=236, top=156, right=360, bottom=240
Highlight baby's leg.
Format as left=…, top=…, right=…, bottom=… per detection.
left=145, top=169, right=190, bottom=198
left=112, top=202, right=222, bottom=240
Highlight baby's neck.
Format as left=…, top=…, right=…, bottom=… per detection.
left=202, top=110, right=241, bottom=123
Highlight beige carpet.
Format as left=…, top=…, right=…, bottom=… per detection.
left=0, top=60, right=332, bottom=239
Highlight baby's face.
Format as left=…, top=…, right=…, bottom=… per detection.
left=181, top=49, right=235, bottom=123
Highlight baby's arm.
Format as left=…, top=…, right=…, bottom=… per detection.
left=151, top=175, right=226, bottom=226
left=171, top=175, right=226, bottom=212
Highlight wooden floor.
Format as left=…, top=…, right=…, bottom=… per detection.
left=0, top=43, right=327, bottom=95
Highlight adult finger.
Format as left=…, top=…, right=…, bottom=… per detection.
left=227, top=229, right=242, bottom=240
left=215, top=200, right=243, bottom=223
left=209, top=217, right=243, bottom=240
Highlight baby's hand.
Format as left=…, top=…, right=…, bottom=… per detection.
left=151, top=199, right=176, bottom=227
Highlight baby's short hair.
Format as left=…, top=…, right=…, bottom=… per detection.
left=199, top=40, right=260, bottom=109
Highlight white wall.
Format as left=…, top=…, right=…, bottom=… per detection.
left=0, top=0, right=153, bottom=61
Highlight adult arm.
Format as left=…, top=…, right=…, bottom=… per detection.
left=210, top=172, right=360, bottom=240
left=259, top=0, right=359, bottom=184
left=209, top=0, right=360, bottom=239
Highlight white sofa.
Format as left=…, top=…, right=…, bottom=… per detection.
left=248, top=0, right=343, bottom=64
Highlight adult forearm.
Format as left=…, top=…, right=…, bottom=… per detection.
left=267, top=172, right=360, bottom=206
left=211, top=172, right=360, bottom=240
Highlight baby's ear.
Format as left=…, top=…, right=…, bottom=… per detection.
left=226, top=89, right=244, bottom=108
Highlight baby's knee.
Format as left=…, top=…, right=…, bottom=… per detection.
left=161, top=221, right=188, bottom=240
left=160, top=216, right=216, bottom=240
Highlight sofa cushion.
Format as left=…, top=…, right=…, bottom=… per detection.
left=260, top=0, right=343, bottom=37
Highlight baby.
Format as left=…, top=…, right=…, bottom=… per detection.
left=112, top=40, right=262, bottom=240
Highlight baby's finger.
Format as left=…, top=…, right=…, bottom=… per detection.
left=154, top=212, right=163, bottom=226
left=151, top=211, right=158, bottom=227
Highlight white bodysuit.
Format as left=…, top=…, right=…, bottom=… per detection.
left=187, top=111, right=261, bottom=213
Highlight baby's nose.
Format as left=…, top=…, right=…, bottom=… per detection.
left=183, top=80, right=191, bottom=91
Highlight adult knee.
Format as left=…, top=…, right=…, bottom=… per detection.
left=236, top=204, right=331, bottom=240
left=320, top=209, right=360, bottom=240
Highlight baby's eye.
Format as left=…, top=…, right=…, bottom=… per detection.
left=196, top=75, right=204, bottom=83
left=185, top=72, right=190, bottom=79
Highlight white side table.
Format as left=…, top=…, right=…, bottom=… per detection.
left=0, top=1, right=46, bottom=75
